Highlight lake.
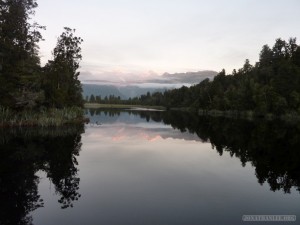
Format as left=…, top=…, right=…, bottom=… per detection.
left=0, top=109, right=299, bottom=225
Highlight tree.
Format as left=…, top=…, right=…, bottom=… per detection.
left=259, top=45, right=273, bottom=67
left=89, top=94, right=95, bottom=103
left=43, top=27, right=83, bottom=107
left=95, top=95, right=101, bottom=103
left=272, top=38, right=287, bottom=61
left=0, top=0, right=44, bottom=108
left=238, top=59, right=253, bottom=74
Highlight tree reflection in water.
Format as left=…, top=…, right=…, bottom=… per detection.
left=1, top=109, right=300, bottom=224
left=162, top=111, right=300, bottom=194
left=0, top=126, right=84, bottom=225
left=88, top=109, right=300, bottom=194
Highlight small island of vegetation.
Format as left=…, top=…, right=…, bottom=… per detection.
left=0, top=0, right=85, bottom=127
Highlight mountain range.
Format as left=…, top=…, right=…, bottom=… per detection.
left=82, top=70, right=217, bottom=99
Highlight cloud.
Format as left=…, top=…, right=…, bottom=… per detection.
left=36, top=0, right=300, bottom=77
left=79, top=69, right=160, bottom=85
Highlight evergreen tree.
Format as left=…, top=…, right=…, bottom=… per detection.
left=43, top=27, right=83, bottom=107
left=139, top=38, right=300, bottom=116
left=89, top=94, right=95, bottom=103
left=0, top=0, right=44, bottom=108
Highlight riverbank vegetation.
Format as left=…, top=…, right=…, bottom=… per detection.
left=0, top=106, right=85, bottom=127
left=0, top=0, right=84, bottom=126
left=84, top=103, right=165, bottom=110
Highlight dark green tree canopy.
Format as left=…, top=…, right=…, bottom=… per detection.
left=1, top=1, right=84, bottom=109
left=53, top=27, right=83, bottom=72
left=43, top=27, right=83, bottom=108
left=132, top=38, right=300, bottom=116
left=0, top=0, right=45, bottom=108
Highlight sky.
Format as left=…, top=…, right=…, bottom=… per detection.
left=34, top=0, right=300, bottom=82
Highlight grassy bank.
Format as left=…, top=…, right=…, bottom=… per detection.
left=0, top=106, right=87, bottom=127
left=84, top=103, right=166, bottom=110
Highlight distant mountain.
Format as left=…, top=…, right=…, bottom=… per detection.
left=82, top=70, right=218, bottom=99
left=82, top=84, right=126, bottom=99
left=161, top=70, right=217, bottom=83
left=82, top=84, right=167, bottom=100
left=117, top=86, right=168, bottom=99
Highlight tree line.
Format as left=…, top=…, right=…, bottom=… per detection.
left=86, top=94, right=122, bottom=104
left=0, top=0, right=83, bottom=110
left=107, top=38, right=300, bottom=116
left=85, top=93, right=154, bottom=105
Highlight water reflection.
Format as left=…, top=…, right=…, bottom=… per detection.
left=1, top=109, right=300, bottom=224
left=0, top=126, right=84, bottom=225
left=87, top=109, right=300, bottom=194
left=162, top=111, right=300, bottom=194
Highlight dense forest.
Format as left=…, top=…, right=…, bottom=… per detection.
left=0, top=0, right=83, bottom=109
left=161, top=38, right=300, bottom=116
left=87, top=38, right=300, bottom=117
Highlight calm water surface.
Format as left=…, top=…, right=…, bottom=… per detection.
left=0, top=110, right=299, bottom=225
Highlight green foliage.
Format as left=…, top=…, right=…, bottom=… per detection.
left=43, top=28, right=83, bottom=108
left=0, top=105, right=84, bottom=127
left=1, top=1, right=84, bottom=115
left=131, top=38, right=300, bottom=117
left=86, top=94, right=125, bottom=105
left=0, top=0, right=45, bottom=108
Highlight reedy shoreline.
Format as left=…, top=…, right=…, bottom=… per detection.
left=0, top=106, right=88, bottom=127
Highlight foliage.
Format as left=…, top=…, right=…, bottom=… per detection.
left=0, top=1, right=84, bottom=112
left=0, top=0, right=45, bottom=108
left=0, top=105, right=84, bottom=127
left=86, top=94, right=122, bottom=104
left=117, top=38, right=300, bottom=117
left=43, top=28, right=83, bottom=108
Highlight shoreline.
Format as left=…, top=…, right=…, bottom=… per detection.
left=2, top=104, right=299, bottom=128
left=84, top=103, right=166, bottom=110
left=86, top=104, right=300, bottom=121
left=0, top=106, right=89, bottom=128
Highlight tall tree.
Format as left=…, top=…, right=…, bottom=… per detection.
left=43, top=27, right=83, bottom=107
left=0, top=0, right=44, bottom=107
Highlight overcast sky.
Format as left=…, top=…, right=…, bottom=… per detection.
left=34, top=0, right=300, bottom=81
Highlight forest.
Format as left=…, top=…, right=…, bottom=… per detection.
left=150, top=38, right=300, bottom=116
left=0, top=0, right=83, bottom=109
left=161, top=38, right=300, bottom=116
left=0, top=0, right=84, bottom=126
left=86, top=38, right=300, bottom=117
